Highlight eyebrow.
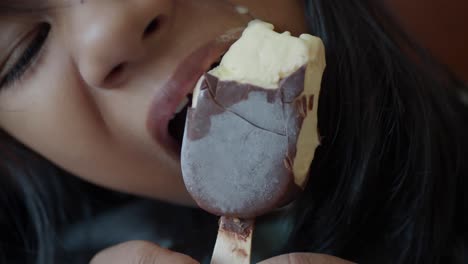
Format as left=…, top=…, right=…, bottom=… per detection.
left=0, top=1, right=51, bottom=15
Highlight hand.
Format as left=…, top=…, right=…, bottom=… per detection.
left=258, top=253, right=355, bottom=264
left=90, top=240, right=198, bottom=264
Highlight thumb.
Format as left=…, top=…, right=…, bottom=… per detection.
left=90, top=240, right=199, bottom=264
left=258, top=253, right=355, bottom=264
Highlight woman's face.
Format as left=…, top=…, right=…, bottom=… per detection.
left=0, top=0, right=307, bottom=205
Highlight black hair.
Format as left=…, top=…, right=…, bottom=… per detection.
left=0, top=131, right=219, bottom=264
left=0, top=0, right=467, bottom=263
left=289, top=0, right=468, bottom=263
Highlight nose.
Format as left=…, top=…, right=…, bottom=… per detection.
left=67, top=0, right=173, bottom=88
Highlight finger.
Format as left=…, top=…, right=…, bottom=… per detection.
left=258, top=253, right=356, bottom=264
left=90, top=240, right=199, bottom=264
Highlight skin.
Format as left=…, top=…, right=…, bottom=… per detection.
left=0, top=0, right=307, bottom=207
left=89, top=240, right=355, bottom=264
left=1, top=0, right=352, bottom=262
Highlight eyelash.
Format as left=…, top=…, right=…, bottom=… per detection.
left=0, top=23, right=51, bottom=89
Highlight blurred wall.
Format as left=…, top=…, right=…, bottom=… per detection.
left=386, top=0, right=468, bottom=82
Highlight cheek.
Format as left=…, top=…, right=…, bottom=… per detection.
left=0, top=56, right=116, bottom=174
left=229, top=0, right=308, bottom=35
left=0, top=40, right=152, bottom=168
left=0, top=47, right=190, bottom=204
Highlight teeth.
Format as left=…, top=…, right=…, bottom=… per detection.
left=192, top=76, right=205, bottom=109
left=235, top=5, right=249, bottom=15
left=175, top=97, right=189, bottom=114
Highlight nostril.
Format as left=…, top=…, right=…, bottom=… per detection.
left=103, top=63, right=126, bottom=86
left=143, top=16, right=165, bottom=38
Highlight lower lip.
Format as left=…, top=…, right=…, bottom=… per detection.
left=146, top=38, right=238, bottom=159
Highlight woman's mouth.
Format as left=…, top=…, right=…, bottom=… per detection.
left=146, top=28, right=243, bottom=158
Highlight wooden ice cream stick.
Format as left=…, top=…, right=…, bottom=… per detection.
left=211, top=217, right=255, bottom=264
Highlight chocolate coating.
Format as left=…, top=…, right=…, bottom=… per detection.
left=181, top=66, right=309, bottom=218
left=219, top=217, right=254, bottom=242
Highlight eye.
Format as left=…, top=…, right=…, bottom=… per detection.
left=0, top=23, right=51, bottom=89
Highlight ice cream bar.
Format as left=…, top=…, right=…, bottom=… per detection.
left=181, top=20, right=325, bottom=218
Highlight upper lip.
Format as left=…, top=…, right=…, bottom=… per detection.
left=146, top=29, right=243, bottom=157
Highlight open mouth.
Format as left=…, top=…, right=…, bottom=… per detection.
left=167, top=61, right=221, bottom=149
left=146, top=27, right=244, bottom=159
left=167, top=94, right=192, bottom=148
